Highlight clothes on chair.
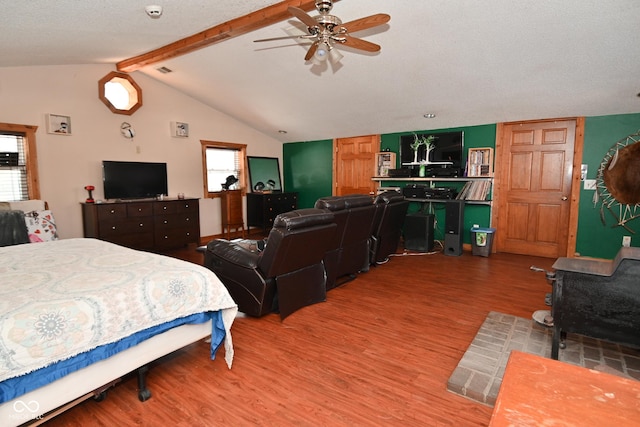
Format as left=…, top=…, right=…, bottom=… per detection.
left=0, top=210, right=30, bottom=247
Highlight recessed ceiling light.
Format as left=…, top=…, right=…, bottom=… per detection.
left=157, top=66, right=172, bottom=74
left=423, top=113, right=436, bottom=119
left=278, top=130, right=288, bottom=134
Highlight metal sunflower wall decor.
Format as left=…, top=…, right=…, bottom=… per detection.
left=595, top=129, right=640, bottom=232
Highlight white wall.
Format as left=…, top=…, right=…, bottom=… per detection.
left=0, top=64, right=283, bottom=239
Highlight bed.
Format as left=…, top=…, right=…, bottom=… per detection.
left=0, top=238, right=237, bottom=426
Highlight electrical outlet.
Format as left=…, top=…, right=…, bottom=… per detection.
left=584, top=179, right=597, bottom=190
left=622, top=236, right=631, bottom=247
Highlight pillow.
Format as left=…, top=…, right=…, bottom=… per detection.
left=24, top=210, right=58, bottom=242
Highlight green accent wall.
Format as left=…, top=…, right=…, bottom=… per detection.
left=283, top=139, right=333, bottom=208
left=282, top=114, right=640, bottom=258
left=576, top=113, right=640, bottom=258
left=381, top=124, right=497, bottom=244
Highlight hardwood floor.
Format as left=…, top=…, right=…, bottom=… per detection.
left=44, top=246, right=554, bottom=426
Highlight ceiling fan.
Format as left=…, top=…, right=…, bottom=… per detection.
left=254, top=0, right=390, bottom=64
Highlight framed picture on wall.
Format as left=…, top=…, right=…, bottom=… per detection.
left=46, top=114, right=72, bottom=135
left=171, top=121, right=189, bottom=138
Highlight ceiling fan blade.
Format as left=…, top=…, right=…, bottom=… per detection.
left=288, top=6, right=318, bottom=29
left=254, top=34, right=308, bottom=43
left=342, top=36, right=381, bottom=52
left=337, top=13, right=390, bottom=34
left=304, top=41, right=319, bottom=61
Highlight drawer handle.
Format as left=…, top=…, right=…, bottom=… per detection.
left=139, top=223, right=144, bottom=227
left=186, top=217, right=190, bottom=222
left=110, top=209, right=115, bottom=214
left=186, top=232, right=190, bottom=236
left=163, top=206, right=167, bottom=210
left=138, top=208, right=142, bottom=212
left=112, top=226, right=117, bottom=230
left=185, top=204, right=189, bottom=208
left=164, top=220, right=168, bottom=224
left=164, top=235, right=169, bottom=239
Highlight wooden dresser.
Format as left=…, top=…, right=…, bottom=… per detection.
left=81, top=198, right=200, bottom=251
left=220, top=190, right=245, bottom=239
left=246, top=192, right=298, bottom=232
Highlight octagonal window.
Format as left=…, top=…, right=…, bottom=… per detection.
left=98, top=71, right=143, bottom=115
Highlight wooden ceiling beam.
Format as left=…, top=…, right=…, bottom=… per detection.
left=117, top=0, right=337, bottom=73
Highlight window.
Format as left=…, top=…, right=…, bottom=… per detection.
left=98, top=71, right=143, bottom=115
left=0, top=123, right=40, bottom=201
left=201, top=140, right=247, bottom=197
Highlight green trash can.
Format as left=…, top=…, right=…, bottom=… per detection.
left=471, top=227, right=495, bottom=257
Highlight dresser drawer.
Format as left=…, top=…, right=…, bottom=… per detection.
left=155, top=213, right=198, bottom=229
left=154, top=227, right=198, bottom=248
left=106, top=233, right=155, bottom=250
left=127, top=202, right=153, bottom=217
left=100, top=218, right=154, bottom=237
left=96, top=204, right=127, bottom=221
left=153, top=201, right=178, bottom=215
left=176, top=200, right=198, bottom=214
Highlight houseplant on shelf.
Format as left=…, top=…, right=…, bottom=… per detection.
left=410, top=133, right=436, bottom=164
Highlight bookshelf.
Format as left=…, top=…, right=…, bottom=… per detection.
left=375, top=152, right=396, bottom=177
left=467, top=147, right=494, bottom=177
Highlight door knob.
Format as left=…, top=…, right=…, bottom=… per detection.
left=561, top=196, right=568, bottom=201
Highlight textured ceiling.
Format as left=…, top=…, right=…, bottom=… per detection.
left=2, top=0, right=639, bottom=142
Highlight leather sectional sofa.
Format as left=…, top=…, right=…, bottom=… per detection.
left=204, top=191, right=408, bottom=319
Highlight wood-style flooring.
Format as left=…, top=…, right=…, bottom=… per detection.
left=43, top=245, right=555, bottom=426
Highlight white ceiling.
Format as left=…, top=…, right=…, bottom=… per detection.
left=2, top=0, right=639, bottom=142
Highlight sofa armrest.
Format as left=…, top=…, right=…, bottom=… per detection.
left=206, top=239, right=260, bottom=269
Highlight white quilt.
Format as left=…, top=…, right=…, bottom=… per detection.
left=0, top=238, right=237, bottom=381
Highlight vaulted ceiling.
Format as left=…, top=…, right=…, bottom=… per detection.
left=2, top=1, right=639, bottom=142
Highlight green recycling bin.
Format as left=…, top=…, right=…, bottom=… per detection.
left=471, top=227, right=495, bottom=257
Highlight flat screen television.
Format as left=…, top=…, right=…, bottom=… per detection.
left=399, top=131, right=464, bottom=176
left=102, top=160, right=168, bottom=200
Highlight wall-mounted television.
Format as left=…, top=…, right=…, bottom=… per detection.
left=102, top=160, right=168, bottom=200
left=247, top=156, right=282, bottom=192
left=399, top=131, right=464, bottom=177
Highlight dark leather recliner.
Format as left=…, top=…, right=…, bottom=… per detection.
left=204, top=208, right=336, bottom=319
left=314, top=194, right=376, bottom=289
left=370, top=191, right=409, bottom=264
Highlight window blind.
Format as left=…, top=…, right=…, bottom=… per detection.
left=205, top=147, right=240, bottom=192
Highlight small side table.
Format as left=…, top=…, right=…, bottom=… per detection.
left=220, top=190, right=245, bottom=240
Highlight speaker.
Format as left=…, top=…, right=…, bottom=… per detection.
left=404, top=212, right=434, bottom=252
left=444, top=200, right=464, bottom=256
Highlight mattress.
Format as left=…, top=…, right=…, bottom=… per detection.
left=0, top=238, right=238, bottom=405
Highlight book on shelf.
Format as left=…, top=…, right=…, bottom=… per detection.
left=456, top=180, right=491, bottom=201
left=467, top=147, right=494, bottom=177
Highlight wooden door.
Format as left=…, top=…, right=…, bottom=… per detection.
left=333, top=135, right=379, bottom=196
left=494, top=119, right=581, bottom=258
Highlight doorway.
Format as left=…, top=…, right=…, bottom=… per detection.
left=493, top=118, right=584, bottom=258
left=333, top=135, right=379, bottom=196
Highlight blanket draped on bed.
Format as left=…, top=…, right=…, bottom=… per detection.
left=0, top=238, right=238, bottom=386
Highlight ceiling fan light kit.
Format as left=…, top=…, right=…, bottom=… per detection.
left=254, top=0, right=389, bottom=65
